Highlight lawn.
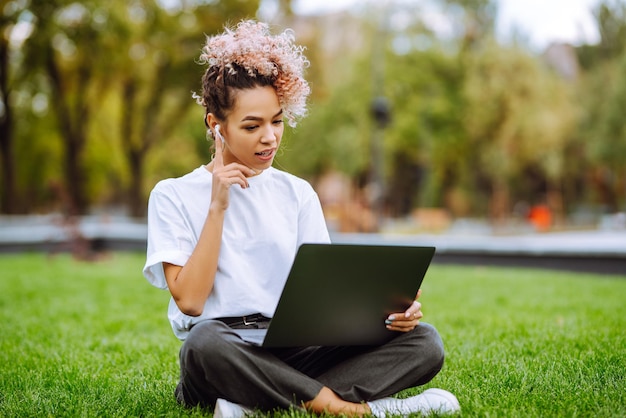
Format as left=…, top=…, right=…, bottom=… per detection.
left=0, top=252, right=624, bottom=417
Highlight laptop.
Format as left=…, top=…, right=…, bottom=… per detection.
left=234, top=243, right=436, bottom=347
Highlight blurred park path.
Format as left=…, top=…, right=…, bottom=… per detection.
left=1, top=215, right=624, bottom=275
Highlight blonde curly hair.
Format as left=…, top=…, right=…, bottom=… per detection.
left=195, top=20, right=310, bottom=127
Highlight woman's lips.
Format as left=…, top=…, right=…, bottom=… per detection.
left=255, top=149, right=275, bottom=161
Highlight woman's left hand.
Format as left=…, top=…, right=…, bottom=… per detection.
left=385, top=289, right=423, bottom=332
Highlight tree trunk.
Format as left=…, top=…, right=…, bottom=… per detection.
left=64, top=133, right=86, bottom=215
left=46, top=47, right=89, bottom=215
left=0, top=117, right=17, bottom=214
left=0, top=37, right=17, bottom=213
left=490, top=179, right=510, bottom=227
left=128, top=149, right=145, bottom=218
left=120, top=60, right=193, bottom=218
left=547, top=178, right=564, bottom=228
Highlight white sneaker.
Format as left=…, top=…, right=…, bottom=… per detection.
left=368, top=388, right=460, bottom=417
left=213, top=398, right=253, bottom=418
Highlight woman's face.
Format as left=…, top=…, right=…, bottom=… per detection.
left=219, top=85, right=284, bottom=173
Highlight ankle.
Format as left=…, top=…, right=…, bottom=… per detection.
left=305, top=386, right=371, bottom=416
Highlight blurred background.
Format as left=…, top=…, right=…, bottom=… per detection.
left=1, top=0, right=625, bottom=237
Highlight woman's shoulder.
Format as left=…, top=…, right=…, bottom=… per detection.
left=266, top=167, right=315, bottom=191
left=151, top=166, right=210, bottom=194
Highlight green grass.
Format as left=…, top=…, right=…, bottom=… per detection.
left=1, top=252, right=625, bottom=417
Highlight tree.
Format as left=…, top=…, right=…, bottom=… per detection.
left=462, top=41, right=575, bottom=222
left=575, top=0, right=626, bottom=213
left=8, top=0, right=260, bottom=215
left=578, top=0, right=626, bottom=69
left=0, top=1, right=27, bottom=213
left=384, top=48, right=466, bottom=216
left=441, top=0, right=496, bottom=50
left=21, top=0, right=111, bottom=215
left=104, top=0, right=261, bottom=217
left=578, top=53, right=626, bottom=212
left=102, top=1, right=254, bottom=216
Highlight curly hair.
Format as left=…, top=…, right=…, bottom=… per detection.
left=194, top=20, right=310, bottom=127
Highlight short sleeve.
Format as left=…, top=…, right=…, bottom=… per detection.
left=297, top=190, right=331, bottom=246
left=142, top=186, right=195, bottom=289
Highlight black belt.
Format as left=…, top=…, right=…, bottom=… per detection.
left=215, top=313, right=271, bottom=329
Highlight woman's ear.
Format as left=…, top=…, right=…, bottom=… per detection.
left=205, top=113, right=220, bottom=131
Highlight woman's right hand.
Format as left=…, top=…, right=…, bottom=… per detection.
left=209, top=130, right=257, bottom=211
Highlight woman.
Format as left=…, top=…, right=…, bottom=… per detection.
left=143, top=20, right=459, bottom=417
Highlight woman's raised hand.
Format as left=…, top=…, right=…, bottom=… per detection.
left=209, top=129, right=257, bottom=211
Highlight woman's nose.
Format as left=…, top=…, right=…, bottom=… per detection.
left=260, top=125, right=277, bottom=143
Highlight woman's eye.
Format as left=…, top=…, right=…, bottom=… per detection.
left=272, top=120, right=284, bottom=126
left=244, top=126, right=258, bottom=131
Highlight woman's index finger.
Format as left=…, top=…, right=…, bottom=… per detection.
left=213, top=130, right=224, bottom=168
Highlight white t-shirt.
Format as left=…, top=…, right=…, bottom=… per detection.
left=143, top=166, right=331, bottom=340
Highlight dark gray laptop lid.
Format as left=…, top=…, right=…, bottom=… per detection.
left=256, top=243, right=435, bottom=347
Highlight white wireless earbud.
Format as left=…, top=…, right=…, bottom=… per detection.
left=214, top=124, right=225, bottom=144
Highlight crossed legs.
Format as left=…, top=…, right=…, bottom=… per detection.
left=175, top=320, right=445, bottom=415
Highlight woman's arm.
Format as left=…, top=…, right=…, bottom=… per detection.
left=163, top=133, right=255, bottom=316
left=163, top=204, right=225, bottom=316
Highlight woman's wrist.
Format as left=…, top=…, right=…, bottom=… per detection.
left=208, top=202, right=228, bottom=215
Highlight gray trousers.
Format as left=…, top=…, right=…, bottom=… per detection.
left=175, top=320, right=444, bottom=411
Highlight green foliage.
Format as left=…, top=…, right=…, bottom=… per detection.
left=578, top=0, right=626, bottom=69
left=571, top=0, right=626, bottom=212
left=0, top=253, right=625, bottom=416
left=596, top=53, right=626, bottom=170
left=386, top=48, right=467, bottom=211
left=576, top=53, right=626, bottom=211
left=3, top=0, right=261, bottom=215
left=275, top=9, right=582, bottom=219
left=278, top=61, right=373, bottom=179
left=2, top=0, right=625, bottom=219
left=460, top=40, right=576, bottom=216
